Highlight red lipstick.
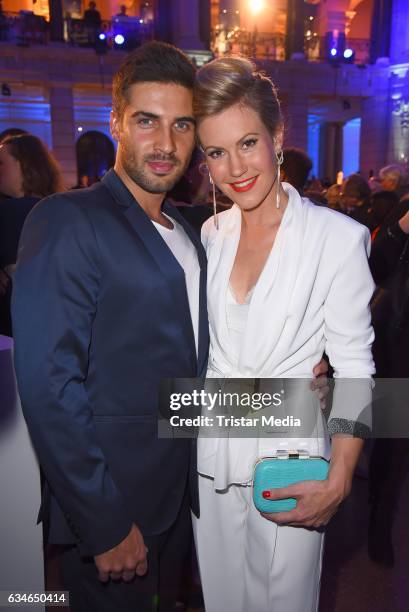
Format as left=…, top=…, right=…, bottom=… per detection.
left=230, top=175, right=258, bottom=193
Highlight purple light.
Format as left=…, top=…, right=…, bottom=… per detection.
left=330, top=48, right=337, bottom=57
left=343, top=48, right=354, bottom=59
left=98, top=33, right=106, bottom=41
left=114, top=34, right=125, bottom=45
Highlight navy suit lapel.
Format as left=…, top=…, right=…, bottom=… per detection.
left=164, top=202, right=209, bottom=377
left=102, top=170, right=209, bottom=377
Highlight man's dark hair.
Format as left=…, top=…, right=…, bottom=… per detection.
left=112, top=41, right=196, bottom=118
left=281, top=147, right=313, bottom=192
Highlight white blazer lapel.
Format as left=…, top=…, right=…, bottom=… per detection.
left=239, top=184, right=305, bottom=375
left=206, top=205, right=241, bottom=373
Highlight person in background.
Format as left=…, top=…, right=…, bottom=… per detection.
left=368, top=164, right=409, bottom=242
left=338, top=173, right=373, bottom=227
left=368, top=208, right=409, bottom=566
left=0, top=127, right=28, bottom=144
left=280, top=148, right=328, bottom=206
left=0, top=128, right=28, bottom=201
left=325, top=182, right=342, bottom=209
left=83, top=0, right=101, bottom=43
left=84, top=0, right=101, bottom=25
left=369, top=190, right=401, bottom=242
left=340, top=174, right=408, bottom=241
left=280, top=147, right=312, bottom=195
left=115, top=4, right=128, bottom=17
left=379, top=164, right=409, bottom=201
left=169, top=148, right=213, bottom=235
left=0, top=134, right=64, bottom=336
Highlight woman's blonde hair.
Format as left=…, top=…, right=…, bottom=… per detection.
left=193, top=56, right=282, bottom=136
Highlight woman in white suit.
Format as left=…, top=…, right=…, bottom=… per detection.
left=192, top=57, right=375, bottom=612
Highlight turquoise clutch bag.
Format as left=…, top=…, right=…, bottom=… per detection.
left=253, top=451, right=329, bottom=513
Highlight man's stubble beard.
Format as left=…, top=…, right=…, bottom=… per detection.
left=121, top=139, right=190, bottom=195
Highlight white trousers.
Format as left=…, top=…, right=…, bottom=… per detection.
left=193, top=474, right=324, bottom=612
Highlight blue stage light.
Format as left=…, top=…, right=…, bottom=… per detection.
left=330, top=48, right=337, bottom=57
left=114, top=34, right=125, bottom=45
left=344, top=48, right=353, bottom=59
left=98, top=33, right=106, bottom=41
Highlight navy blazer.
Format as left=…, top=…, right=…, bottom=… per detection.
left=11, top=170, right=209, bottom=556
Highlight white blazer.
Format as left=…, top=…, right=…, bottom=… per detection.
left=199, top=183, right=375, bottom=488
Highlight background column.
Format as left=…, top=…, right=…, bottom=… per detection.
left=49, top=84, right=77, bottom=188
left=319, top=122, right=343, bottom=182
left=389, top=0, right=409, bottom=64
left=370, top=0, right=392, bottom=64
left=49, top=0, right=64, bottom=42
left=360, top=75, right=390, bottom=176
left=171, top=0, right=206, bottom=50
left=282, top=87, right=309, bottom=152
left=285, top=0, right=305, bottom=59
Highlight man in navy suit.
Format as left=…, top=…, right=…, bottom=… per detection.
left=12, top=42, right=208, bottom=611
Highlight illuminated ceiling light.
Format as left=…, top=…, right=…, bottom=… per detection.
left=330, top=48, right=337, bottom=57
left=98, top=33, right=106, bottom=41
left=249, top=0, right=264, bottom=14
left=139, top=19, right=144, bottom=23
left=77, top=126, right=83, bottom=132
left=343, top=48, right=353, bottom=59
left=114, top=34, right=125, bottom=45
left=309, top=16, right=313, bottom=20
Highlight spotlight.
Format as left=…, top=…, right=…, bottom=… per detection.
left=95, top=32, right=108, bottom=55
left=114, top=34, right=125, bottom=45
left=343, top=48, right=355, bottom=63
left=330, top=48, right=337, bottom=57
left=249, top=0, right=264, bottom=14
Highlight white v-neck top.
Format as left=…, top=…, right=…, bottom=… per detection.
left=152, top=213, right=200, bottom=356
left=226, top=285, right=253, bottom=367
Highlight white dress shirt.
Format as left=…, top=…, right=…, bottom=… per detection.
left=152, top=213, right=200, bottom=356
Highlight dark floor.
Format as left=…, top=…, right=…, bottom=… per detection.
left=319, top=469, right=409, bottom=612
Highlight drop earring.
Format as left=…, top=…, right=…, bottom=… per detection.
left=275, top=149, right=284, bottom=209
left=209, top=175, right=219, bottom=229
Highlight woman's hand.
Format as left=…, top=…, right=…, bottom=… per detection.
left=260, top=437, right=363, bottom=529
left=260, top=474, right=348, bottom=529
